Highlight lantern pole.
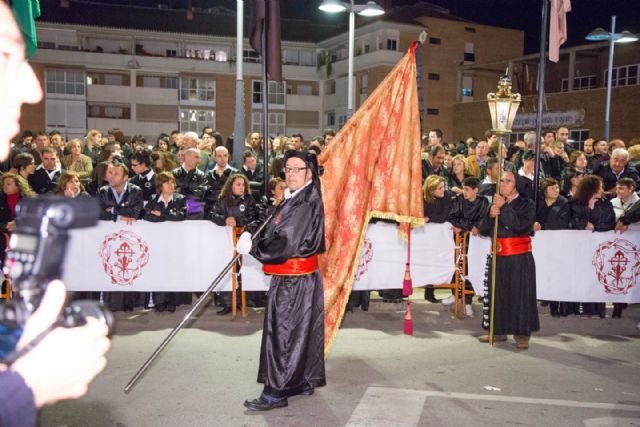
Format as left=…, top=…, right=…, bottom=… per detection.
left=486, top=75, right=520, bottom=346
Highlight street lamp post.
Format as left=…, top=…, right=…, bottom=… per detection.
left=319, top=0, right=385, bottom=120
left=485, top=74, right=520, bottom=346
left=585, top=16, right=638, bottom=141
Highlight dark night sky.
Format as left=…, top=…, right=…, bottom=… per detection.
left=74, top=0, right=640, bottom=54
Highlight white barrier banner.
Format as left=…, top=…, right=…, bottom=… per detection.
left=62, top=221, right=269, bottom=292
left=468, top=230, right=640, bottom=303
left=352, top=222, right=455, bottom=290
left=62, top=221, right=455, bottom=293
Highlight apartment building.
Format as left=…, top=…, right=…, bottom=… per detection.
left=453, top=40, right=640, bottom=145
left=21, top=1, right=524, bottom=145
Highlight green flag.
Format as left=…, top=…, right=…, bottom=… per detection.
left=12, top=0, right=41, bottom=58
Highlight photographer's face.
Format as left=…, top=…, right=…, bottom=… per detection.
left=0, top=4, right=44, bottom=160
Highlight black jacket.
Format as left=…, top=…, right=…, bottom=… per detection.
left=172, top=166, right=208, bottom=202
left=209, top=194, right=260, bottom=233
left=204, top=167, right=236, bottom=212
left=28, top=167, right=61, bottom=195
left=449, top=194, right=489, bottom=231
left=569, top=199, right=616, bottom=231
left=97, top=183, right=144, bottom=221
left=423, top=192, right=454, bottom=224
left=595, top=163, right=640, bottom=192
left=421, top=158, right=447, bottom=182
left=536, top=195, right=571, bottom=230
left=619, top=198, right=640, bottom=225
left=143, top=193, right=187, bottom=222
left=129, top=170, right=157, bottom=202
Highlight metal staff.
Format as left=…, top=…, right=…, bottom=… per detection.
left=124, top=212, right=274, bottom=393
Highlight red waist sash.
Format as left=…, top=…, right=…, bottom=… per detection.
left=494, top=236, right=532, bottom=256
left=262, top=255, right=319, bottom=276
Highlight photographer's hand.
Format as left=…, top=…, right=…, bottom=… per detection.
left=11, top=281, right=110, bottom=408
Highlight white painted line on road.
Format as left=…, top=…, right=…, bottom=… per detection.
left=346, top=387, right=428, bottom=427
left=346, top=386, right=640, bottom=426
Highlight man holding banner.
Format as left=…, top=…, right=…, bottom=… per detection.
left=477, top=171, right=539, bottom=349
left=239, top=150, right=326, bottom=411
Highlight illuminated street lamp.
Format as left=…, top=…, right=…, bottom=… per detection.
left=585, top=16, right=639, bottom=141
left=319, top=0, right=385, bottom=119
left=485, top=74, right=520, bottom=346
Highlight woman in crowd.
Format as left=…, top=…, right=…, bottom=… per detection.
left=561, top=150, right=590, bottom=191
left=83, top=129, right=102, bottom=166
left=267, top=177, right=286, bottom=206
left=561, top=168, right=584, bottom=199
left=13, top=152, right=36, bottom=184
left=62, top=139, right=94, bottom=184
left=154, top=135, right=171, bottom=152
left=568, top=175, right=615, bottom=318
left=144, top=172, right=190, bottom=313
left=86, top=161, right=111, bottom=196
left=152, top=150, right=177, bottom=173
left=422, top=174, right=453, bottom=303
left=534, top=178, right=571, bottom=317
left=447, top=154, right=470, bottom=194
left=55, top=171, right=90, bottom=198
left=268, top=136, right=288, bottom=179
left=209, top=173, right=260, bottom=315
left=0, top=173, right=35, bottom=266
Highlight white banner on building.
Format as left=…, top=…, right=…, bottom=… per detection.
left=512, top=109, right=585, bottom=131
left=468, top=230, right=640, bottom=303
left=352, top=222, right=455, bottom=291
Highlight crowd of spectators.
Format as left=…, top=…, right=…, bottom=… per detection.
left=2, top=125, right=639, bottom=318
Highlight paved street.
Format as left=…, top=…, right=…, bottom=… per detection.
left=41, top=291, right=640, bottom=427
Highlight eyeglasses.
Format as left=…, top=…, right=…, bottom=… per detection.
left=283, top=167, right=308, bottom=174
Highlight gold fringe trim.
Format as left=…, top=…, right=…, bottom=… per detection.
left=323, top=210, right=425, bottom=358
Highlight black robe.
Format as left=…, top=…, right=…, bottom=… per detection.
left=250, top=181, right=326, bottom=399
left=536, top=195, right=571, bottom=230
left=477, top=195, right=540, bottom=336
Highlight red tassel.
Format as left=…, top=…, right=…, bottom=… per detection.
left=402, top=263, right=413, bottom=297
left=404, top=301, right=413, bottom=335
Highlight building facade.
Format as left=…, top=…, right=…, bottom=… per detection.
left=21, top=1, right=525, bottom=147
left=453, top=41, right=640, bottom=145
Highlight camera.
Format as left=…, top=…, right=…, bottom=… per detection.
left=0, top=196, right=113, bottom=359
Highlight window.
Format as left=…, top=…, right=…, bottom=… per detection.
left=570, top=129, right=590, bottom=148
left=428, top=73, right=440, bottom=81
left=464, top=42, right=475, bottom=63
left=45, top=69, right=85, bottom=96
left=360, top=73, right=368, bottom=95
left=364, top=44, right=370, bottom=53
left=561, top=75, right=597, bottom=92
left=463, top=52, right=475, bottom=62
left=252, top=80, right=285, bottom=105
left=326, top=111, right=335, bottom=127
left=429, top=37, right=441, bottom=45
left=87, top=103, right=131, bottom=119
left=427, top=108, right=439, bottom=115
left=465, top=26, right=477, bottom=33
left=243, top=49, right=261, bottom=63
left=338, top=114, right=347, bottom=127
left=37, top=41, right=55, bottom=49
left=604, top=64, right=639, bottom=87
left=462, top=75, right=473, bottom=97
left=137, top=75, right=178, bottom=89
left=510, top=132, right=527, bottom=143
left=251, top=111, right=285, bottom=135
left=166, top=49, right=177, bottom=57
left=179, top=109, right=216, bottom=134
left=462, top=88, right=473, bottom=97
left=386, top=39, right=397, bottom=51
left=325, top=80, right=336, bottom=95
left=180, top=78, right=216, bottom=103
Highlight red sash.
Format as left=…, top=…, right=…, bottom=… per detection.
left=494, top=236, right=532, bottom=256
left=262, top=255, right=319, bottom=276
